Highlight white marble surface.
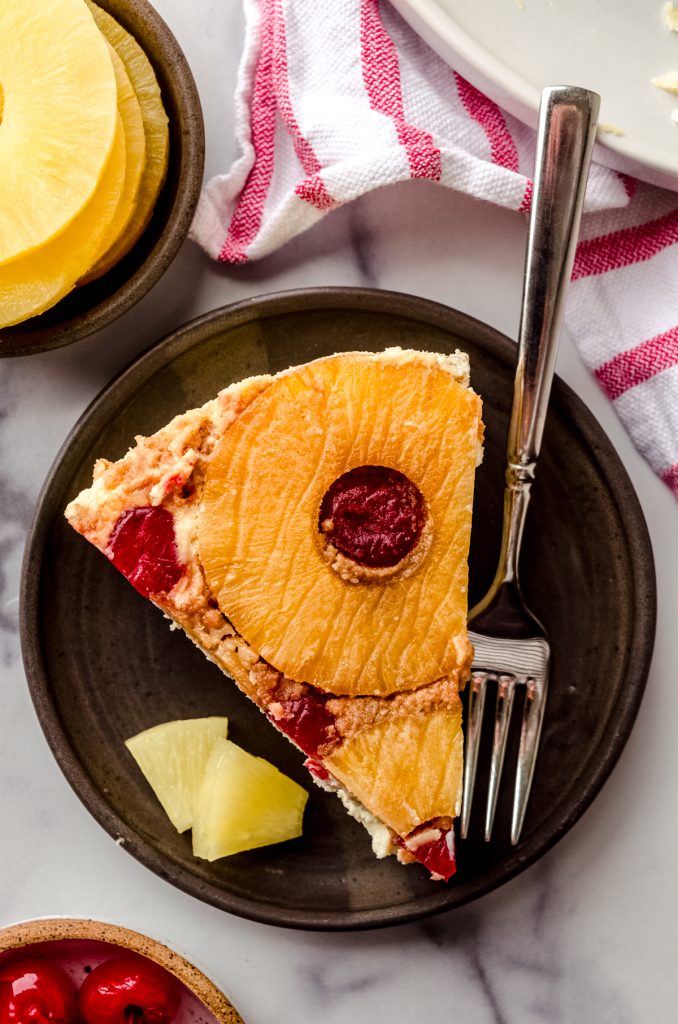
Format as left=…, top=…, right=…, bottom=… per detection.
left=2, top=3, right=677, bottom=1022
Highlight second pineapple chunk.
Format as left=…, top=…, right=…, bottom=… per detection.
left=125, top=717, right=229, bottom=832
left=192, top=740, right=308, bottom=861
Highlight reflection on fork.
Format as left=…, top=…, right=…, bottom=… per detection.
left=463, top=629, right=550, bottom=843
left=460, top=84, right=599, bottom=845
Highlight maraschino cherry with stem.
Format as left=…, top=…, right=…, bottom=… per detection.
left=0, top=956, right=78, bottom=1024
left=79, top=955, right=181, bottom=1024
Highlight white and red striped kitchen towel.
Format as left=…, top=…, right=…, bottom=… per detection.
left=191, top=0, right=678, bottom=499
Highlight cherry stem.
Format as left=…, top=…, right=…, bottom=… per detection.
left=125, top=1008, right=143, bottom=1024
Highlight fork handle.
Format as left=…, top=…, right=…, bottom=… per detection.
left=498, top=86, right=599, bottom=586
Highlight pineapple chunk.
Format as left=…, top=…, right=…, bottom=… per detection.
left=0, top=0, right=118, bottom=264
left=192, top=740, right=308, bottom=861
left=125, top=717, right=229, bottom=832
left=86, top=2, right=170, bottom=274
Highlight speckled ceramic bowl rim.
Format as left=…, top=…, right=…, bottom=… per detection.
left=0, top=917, right=243, bottom=1023
left=20, top=287, right=656, bottom=930
left=0, top=0, right=205, bottom=358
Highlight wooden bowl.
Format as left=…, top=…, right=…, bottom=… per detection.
left=0, top=0, right=205, bottom=358
left=0, top=918, right=243, bottom=1023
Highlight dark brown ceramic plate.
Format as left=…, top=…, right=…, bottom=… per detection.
left=0, top=0, right=204, bottom=358
left=21, top=289, right=655, bottom=929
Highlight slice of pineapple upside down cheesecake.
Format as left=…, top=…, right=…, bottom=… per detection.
left=65, top=349, right=484, bottom=880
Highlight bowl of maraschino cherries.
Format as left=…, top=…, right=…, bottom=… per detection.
left=0, top=918, right=243, bottom=1024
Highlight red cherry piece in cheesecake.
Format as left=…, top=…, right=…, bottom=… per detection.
left=409, top=826, right=456, bottom=881
left=319, top=465, right=426, bottom=568
left=79, top=955, right=181, bottom=1024
left=0, top=957, right=77, bottom=1024
left=303, top=757, right=330, bottom=782
left=273, top=696, right=336, bottom=757
left=107, top=507, right=184, bottom=597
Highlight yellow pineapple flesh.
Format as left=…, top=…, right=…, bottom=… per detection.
left=199, top=351, right=482, bottom=697
left=0, top=0, right=118, bottom=264
left=192, top=739, right=308, bottom=861
left=86, top=2, right=170, bottom=272
left=79, top=42, right=146, bottom=284
left=324, top=707, right=463, bottom=837
left=0, top=115, right=127, bottom=328
left=125, top=717, right=229, bottom=833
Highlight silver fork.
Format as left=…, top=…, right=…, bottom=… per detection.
left=461, top=85, right=600, bottom=846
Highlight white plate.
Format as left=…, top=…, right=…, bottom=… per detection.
left=392, top=0, right=678, bottom=190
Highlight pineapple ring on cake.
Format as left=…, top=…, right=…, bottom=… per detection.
left=324, top=706, right=464, bottom=838
left=198, top=350, right=483, bottom=697
left=78, top=42, right=146, bottom=285
left=0, top=116, right=127, bottom=328
left=0, top=0, right=118, bottom=265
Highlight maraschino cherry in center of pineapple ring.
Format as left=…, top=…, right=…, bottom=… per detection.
left=318, top=464, right=434, bottom=584
left=198, top=350, right=482, bottom=697
left=319, top=464, right=426, bottom=569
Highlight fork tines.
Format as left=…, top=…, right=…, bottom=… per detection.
left=461, top=632, right=550, bottom=845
